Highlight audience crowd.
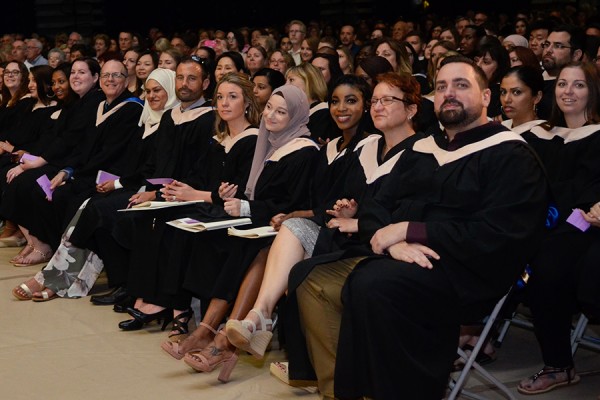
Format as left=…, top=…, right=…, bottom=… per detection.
left=2, top=4, right=600, bottom=399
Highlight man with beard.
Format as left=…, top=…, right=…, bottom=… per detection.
left=290, top=56, right=549, bottom=399
left=538, top=24, right=585, bottom=120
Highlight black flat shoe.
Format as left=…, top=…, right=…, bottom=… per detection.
left=91, top=286, right=129, bottom=305
left=119, top=318, right=144, bottom=331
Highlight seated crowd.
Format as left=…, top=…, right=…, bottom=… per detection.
left=2, top=5, right=600, bottom=399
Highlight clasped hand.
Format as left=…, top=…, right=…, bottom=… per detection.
left=161, top=180, right=197, bottom=202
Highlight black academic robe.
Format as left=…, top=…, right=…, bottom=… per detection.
left=521, top=123, right=600, bottom=368
left=308, top=101, right=341, bottom=144
left=0, top=90, right=104, bottom=229
left=285, top=123, right=548, bottom=399
left=5, top=91, right=142, bottom=251
left=0, top=103, right=59, bottom=175
left=126, top=130, right=259, bottom=308
left=180, top=142, right=319, bottom=306
left=0, top=96, right=37, bottom=140
left=333, top=123, right=548, bottom=399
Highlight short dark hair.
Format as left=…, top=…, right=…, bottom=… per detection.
left=439, top=55, right=489, bottom=90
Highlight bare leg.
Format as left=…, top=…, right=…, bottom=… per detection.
left=243, top=226, right=305, bottom=328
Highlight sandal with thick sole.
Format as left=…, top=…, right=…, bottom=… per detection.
left=518, top=366, right=581, bottom=395
left=32, top=289, right=58, bottom=302
left=226, top=308, right=277, bottom=359
left=183, top=331, right=239, bottom=383
left=13, top=247, right=51, bottom=267
left=161, top=321, right=215, bottom=360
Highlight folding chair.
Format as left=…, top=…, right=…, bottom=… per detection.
left=571, top=313, right=600, bottom=354
left=447, top=289, right=516, bottom=400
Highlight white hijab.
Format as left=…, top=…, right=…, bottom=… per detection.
left=138, top=68, right=179, bottom=137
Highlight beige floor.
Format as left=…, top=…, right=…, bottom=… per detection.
left=1, top=245, right=600, bottom=400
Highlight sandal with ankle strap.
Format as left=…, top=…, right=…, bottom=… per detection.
left=167, top=309, right=193, bottom=343
left=183, top=330, right=239, bottom=383
left=13, top=247, right=51, bottom=267
left=161, top=321, right=216, bottom=360
left=518, top=366, right=581, bottom=395
left=226, top=308, right=277, bottom=359
left=10, top=243, right=34, bottom=264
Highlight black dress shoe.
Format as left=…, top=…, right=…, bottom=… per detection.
left=90, top=286, right=129, bottom=305
left=123, top=307, right=173, bottom=331
left=113, top=296, right=136, bottom=313
left=118, top=318, right=144, bottom=331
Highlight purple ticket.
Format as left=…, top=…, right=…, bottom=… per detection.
left=96, top=170, right=120, bottom=184
left=20, top=153, right=39, bottom=163
left=146, top=178, right=174, bottom=185
left=36, top=174, right=53, bottom=200
left=566, top=209, right=590, bottom=232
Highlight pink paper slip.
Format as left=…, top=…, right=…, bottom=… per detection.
left=36, top=174, right=53, bottom=200
left=566, top=209, right=590, bottom=232
left=147, top=178, right=174, bottom=185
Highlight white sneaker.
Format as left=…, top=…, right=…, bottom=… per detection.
left=270, top=361, right=318, bottom=393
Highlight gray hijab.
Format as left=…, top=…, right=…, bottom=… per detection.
left=244, top=84, right=310, bottom=200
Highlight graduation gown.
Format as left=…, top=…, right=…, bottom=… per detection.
left=125, top=129, right=258, bottom=308
left=181, top=140, right=319, bottom=305
left=0, top=89, right=104, bottom=231
left=521, top=123, right=600, bottom=368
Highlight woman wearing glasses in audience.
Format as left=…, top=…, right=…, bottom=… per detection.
left=518, top=61, right=600, bottom=395
left=268, top=49, right=294, bottom=76
left=227, top=74, right=424, bottom=395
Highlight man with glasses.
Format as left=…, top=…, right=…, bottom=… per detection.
left=287, top=20, right=306, bottom=66
left=50, top=59, right=143, bottom=229
left=287, top=56, right=548, bottom=399
left=89, top=55, right=216, bottom=307
left=538, top=24, right=585, bottom=119
left=24, top=38, right=48, bottom=69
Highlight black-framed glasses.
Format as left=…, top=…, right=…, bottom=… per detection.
left=370, top=96, right=411, bottom=107
left=3, top=70, right=21, bottom=77
left=541, top=41, right=572, bottom=50
left=100, top=72, right=126, bottom=80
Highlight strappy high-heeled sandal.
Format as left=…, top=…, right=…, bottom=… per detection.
left=161, top=321, right=216, bottom=360
left=167, top=309, right=194, bottom=343
left=183, top=330, right=239, bottom=383
left=518, top=365, right=581, bottom=395
left=226, top=308, right=277, bottom=359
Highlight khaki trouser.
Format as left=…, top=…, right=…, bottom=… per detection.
left=296, top=257, right=366, bottom=399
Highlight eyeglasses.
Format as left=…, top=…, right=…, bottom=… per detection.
left=3, top=70, right=21, bottom=77
left=289, top=30, right=304, bottom=34
left=370, top=96, right=411, bottom=107
left=541, top=41, right=572, bottom=50
left=593, top=56, right=600, bottom=63
left=100, top=72, right=126, bottom=80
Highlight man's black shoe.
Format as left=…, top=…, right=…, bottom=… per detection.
left=90, top=286, right=129, bottom=305
left=113, top=296, right=136, bottom=313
